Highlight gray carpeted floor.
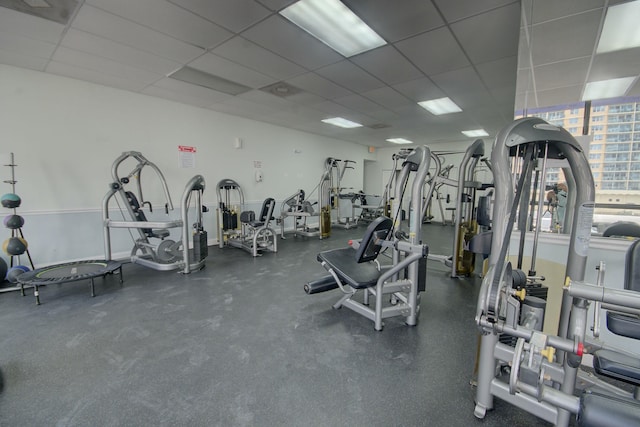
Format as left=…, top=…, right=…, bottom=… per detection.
left=0, top=223, right=555, bottom=426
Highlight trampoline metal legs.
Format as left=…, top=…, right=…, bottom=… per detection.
left=30, top=264, right=124, bottom=305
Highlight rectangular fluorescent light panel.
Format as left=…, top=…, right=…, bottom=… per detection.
left=386, top=138, right=413, bottom=144
left=322, top=117, right=363, bottom=128
left=461, top=129, right=489, bottom=137
left=280, top=0, right=386, bottom=57
left=597, top=1, right=640, bottom=53
left=418, top=97, right=463, bottom=115
left=581, top=77, right=636, bottom=101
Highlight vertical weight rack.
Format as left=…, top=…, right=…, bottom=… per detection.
left=2, top=153, right=34, bottom=292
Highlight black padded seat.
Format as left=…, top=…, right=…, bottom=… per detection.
left=607, top=311, right=640, bottom=340
left=593, top=349, right=640, bottom=386
left=593, top=239, right=640, bottom=385
left=247, top=198, right=275, bottom=228
left=317, top=248, right=383, bottom=289
left=578, top=391, right=640, bottom=427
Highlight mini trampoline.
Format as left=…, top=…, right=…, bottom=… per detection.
left=18, top=260, right=123, bottom=305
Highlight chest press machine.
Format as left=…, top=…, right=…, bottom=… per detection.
left=304, top=146, right=430, bottom=331
left=473, top=117, right=640, bottom=426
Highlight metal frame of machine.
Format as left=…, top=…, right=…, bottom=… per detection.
left=102, top=151, right=207, bottom=274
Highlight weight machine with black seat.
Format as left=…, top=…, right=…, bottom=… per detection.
left=472, top=117, right=640, bottom=426
left=304, top=146, right=430, bottom=331
left=102, top=151, right=208, bottom=274
left=215, top=179, right=277, bottom=257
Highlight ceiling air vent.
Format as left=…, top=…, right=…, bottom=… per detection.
left=260, top=82, right=303, bottom=98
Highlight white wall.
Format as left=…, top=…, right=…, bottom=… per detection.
left=0, top=65, right=374, bottom=266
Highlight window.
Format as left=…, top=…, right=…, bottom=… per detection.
left=604, top=152, right=630, bottom=162
left=608, top=114, right=634, bottom=123
left=515, top=97, right=640, bottom=238
left=609, top=104, right=634, bottom=113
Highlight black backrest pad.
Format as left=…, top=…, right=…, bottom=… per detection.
left=625, top=239, right=640, bottom=292
left=354, top=216, right=393, bottom=263
left=260, top=198, right=275, bottom=221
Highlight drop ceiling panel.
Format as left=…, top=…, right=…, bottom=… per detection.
left=0, top=6, right=65, bottom=41
left=534, top=57, right=591, bottom=91
left=284, top=91, right=325, bottom=105
left=435, top=0, right=518, bottom=22
left=62, top=29, right=183, bottom=75
left=312, top=100, right=372, bottom=123
left=143, top=77, right=233, bottom=105
left=392, top=77, right=444, bottom=102
left=362, top=86, right=414, bottom=110
left=255, top=0, right=295, bottom=12
left=0, top=48, right=49, bottom=71
left=167, top=0, right=271, bottom=33
left=72, top=5, right=204, bottom=63
left=530, top=9, right=601, bottom=66
left=212, top=36, right=305, bottom=80
left=627, top=80, right=640, bottom=97
left=237, top=89, right=294, bottom=109
left=350, top=45, right=423, bottom=86
left=333, top=94, right=386, bottom=114
left=85, top=0, right=232, bottom=49
left=430, top=67, right=486, bottom=96
left=589, top=49, right=640, bottom=81
left=46, top=61, right=150, bottom=92
left=523, top=0, right=604, bottom=25
left=451, top=3, right=520, bottom=64
left=286, top=72, right=353, bottom=99
left=242, top=15, right=342, bottom=70
left=396, top=27, right=469, bottom=76
left=147, top=77, right=234, bottom=105
left=366, top=109, right=401, bottom=122
left=343, top=0, right=444, bottom=42
left=188, top=52, right=276, bottom=89
left=535, top=85, right=583, bottom=109
left=476, top=56, right=518, bottom=90
left=0, top=31, right=57, bottom=59
left=52, top=47, right=163, bottom=85
left=316, top=60, right=385, bottom=94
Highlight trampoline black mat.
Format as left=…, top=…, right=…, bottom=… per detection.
left=18, top=260, right=122, bottom=285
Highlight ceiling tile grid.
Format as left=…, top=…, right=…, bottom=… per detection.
left=5, top=0, right=625, bottom=146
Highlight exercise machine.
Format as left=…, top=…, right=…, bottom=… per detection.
left=326, top=157, right=359, bottom=230
left=358, top=149, right=413, bottom=224
left=473, top=117, right=640, bottom=426
left=103, top=151, right=207, bottom=274
left=304, top=146, right=430, bottom=331
left=424, top=139, right=490, bottom=277
left=216, top=179, right=277, bottom=257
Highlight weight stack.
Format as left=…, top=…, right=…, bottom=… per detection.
left=194, top=230, right=208, bottom=261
